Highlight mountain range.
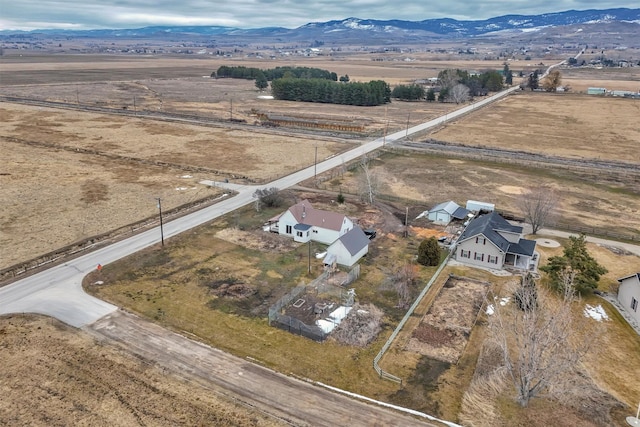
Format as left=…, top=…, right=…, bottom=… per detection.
left=2, top=8, right=639, bottom=44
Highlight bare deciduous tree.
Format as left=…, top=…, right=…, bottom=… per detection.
left=488, top=272, right=593, bottom=407
left=518, top=184, right=557, bottom=234
left=392, top=262, right=416, bottom=308
left=542, top=70, right=562, bottom=92
left=358, top=155, right=379, bottom=205
left=449, top=83, right=470, bottom=104
left=252, top=187, right=282, bottom=212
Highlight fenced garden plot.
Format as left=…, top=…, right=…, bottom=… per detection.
left=268, top=268, right=360, bottom=342
left=405, top=275, right=491, bottom=364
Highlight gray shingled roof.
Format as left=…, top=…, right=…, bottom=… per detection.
left=429, top=201, right=469, bottom=220
left=337, top=226, right=370, bottom=255
left=459, top=211, right=535, bottom=256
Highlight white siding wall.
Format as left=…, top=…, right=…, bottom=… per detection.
left=312, top=227, right=340, bottom=245
left=618, top=277, right=640, bottom=326
left=277, top=210, right=353, bottom=245
left=277, top=211, right=297, bottom=238
left=428, top=211, right=451, bottom=223
left=328, top=241, right=368, bottom=267
left=455, top=236, right=504, bottom=269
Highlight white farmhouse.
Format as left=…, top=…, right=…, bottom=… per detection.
left=270, top=200, right=354, bottom=245
left=617, top=273, right=640, bottom=326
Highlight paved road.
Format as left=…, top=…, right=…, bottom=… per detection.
left=0, top=84, right=518, bottom=326
left=0, top=79, right=578, bottom=427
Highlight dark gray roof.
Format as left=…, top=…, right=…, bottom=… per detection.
left=294, top=223, right=312, bottom=231
left=459, top=211, right=534, bottom=255
left=337, top=226, right=370, bottom=255
left=508, top=239, right=536, bottom=257
left=618, top=273, right=640, bottom=283
left=452, top=206, right=470, bottom=220
left=428, top=201, right=469, bottom=220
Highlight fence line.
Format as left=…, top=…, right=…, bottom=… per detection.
left=268, top=265, right=361, bottom=342
left=373, top=249, right=454, bottom=384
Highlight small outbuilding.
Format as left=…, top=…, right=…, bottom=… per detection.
left=617, top=273, right=640, bottom=326
left=324, top=226, right=370, bottom=267
left=466, top=200, right=495, bottom=213
left=425, top=201, right=470, bottom=224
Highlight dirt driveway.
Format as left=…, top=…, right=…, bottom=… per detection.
left=89, top=310, right=444, bottom=427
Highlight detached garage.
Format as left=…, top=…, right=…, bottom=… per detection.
left=426, top=201, right=470, bottom=224
left=324, top=226, right=370, bottom=267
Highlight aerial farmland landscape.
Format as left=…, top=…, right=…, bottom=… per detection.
left=1, top=5, right=640, bottom=427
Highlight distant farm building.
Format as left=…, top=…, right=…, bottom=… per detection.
left=587, top=87, right=607, bottom=95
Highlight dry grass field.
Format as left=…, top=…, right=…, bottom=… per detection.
left=0, top=314, right=284, bottom=427
left=2, top=51, right=640, bottom=425
left=327, top=151, right=640, bottom=238
left=428, top=92, right=640, bottom=164
left=0, top=102, right=351, bottom=269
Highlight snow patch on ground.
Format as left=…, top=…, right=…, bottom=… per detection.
left=181, top=175, right=193, bottom=179
left=486, top=297, right=510, bottom=315
left=316, top=306, right=352, bottom=333
left=584, top=304, right=609, bottom=321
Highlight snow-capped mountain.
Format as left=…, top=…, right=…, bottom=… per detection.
left=1, top=8, right=638, bottom=42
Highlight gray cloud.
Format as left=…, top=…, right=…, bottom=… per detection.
left=1, top=0, right=637, bottom=30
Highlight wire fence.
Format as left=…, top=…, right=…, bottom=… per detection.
left=373, top=249, right=455, bottom=384
left=268, top=265, right=361, bottom=342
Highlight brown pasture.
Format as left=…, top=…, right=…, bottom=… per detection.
left=428, top=92, right=640, bottom=164
left=1, top=52, right=639, bottom=427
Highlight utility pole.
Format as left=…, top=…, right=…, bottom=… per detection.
left=155, top=197, right=165, bottom=247
left=404, top=206, right=409, bottom=238
left=308, top=240, right=312, bottom=275
left=405, top=112, right=411, bottom=137
left=314, top=145, right=318, bottom=179
left=230, top=99, right=233, bottom=121
left=133, top=96, right=137, bottom=115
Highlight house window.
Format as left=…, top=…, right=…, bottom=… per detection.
left=475, top=236, right=486, bottom=245
left=488, top=255, right=499, bottom=264
left=474, top=252, right=484, bottom=261
left=632, top=297, right=638, bottom=312
left=459, top=250, right=470, bottom=258
left=313, top=229, right=318, bottom=233
left=286, top=225, right=292, bottom=234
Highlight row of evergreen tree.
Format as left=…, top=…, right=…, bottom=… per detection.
left=270, top=78, right=391, bottom=106
left=213, top=65, right=337, bottom=81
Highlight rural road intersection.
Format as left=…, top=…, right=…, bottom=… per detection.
left=0, top=84, right=518, bottom=327
left=0, top=78, right=589, bottom=426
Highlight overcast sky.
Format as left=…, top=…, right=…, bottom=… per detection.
left=1, top=1, right=637, bottom=31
